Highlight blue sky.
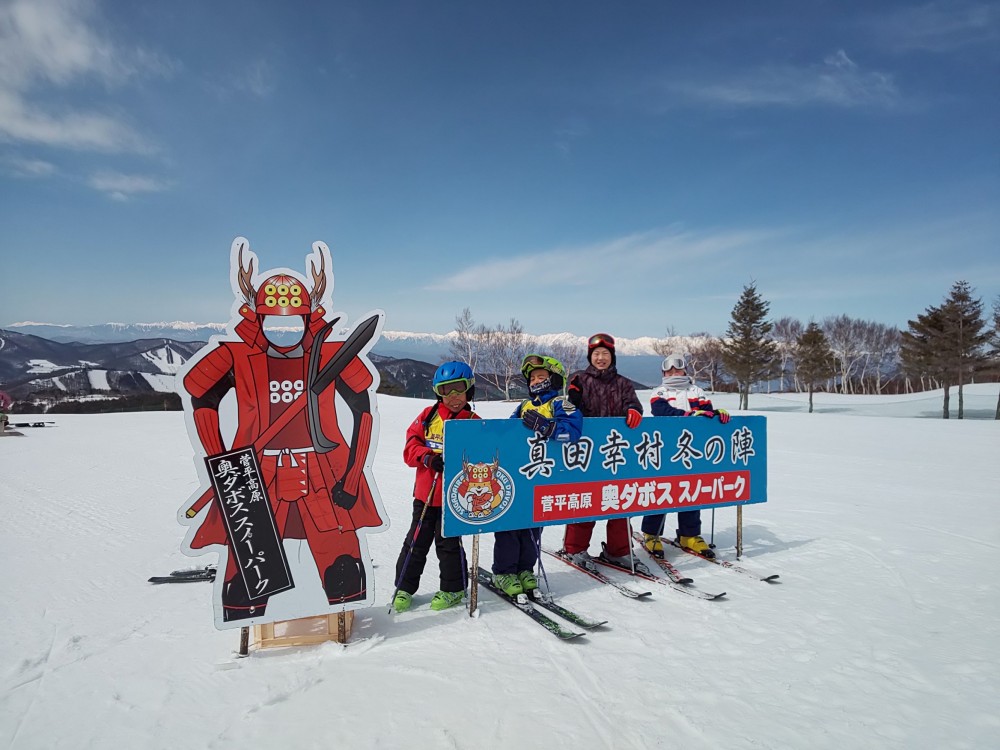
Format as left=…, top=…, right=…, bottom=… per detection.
left=1, top=0, right=998, bottom=338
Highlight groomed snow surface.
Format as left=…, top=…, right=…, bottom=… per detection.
left=2, top=385, right=998, bottom=749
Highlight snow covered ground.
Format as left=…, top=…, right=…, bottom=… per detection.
left=1, top=385, right=998, bottom=749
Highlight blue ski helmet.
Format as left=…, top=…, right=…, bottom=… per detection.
left=432, top=361, right=475, bottom=400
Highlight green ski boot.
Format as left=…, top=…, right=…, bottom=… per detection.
left=518, top=570, right=538, bottom=592
left=429, top=590, right=464, bottom=611
left=392, top=590, right=413, bottom=613
left=493, top=573, right=524, bottom=597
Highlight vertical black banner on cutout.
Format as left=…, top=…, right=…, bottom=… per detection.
left=206, top=447, right=294, bottom=600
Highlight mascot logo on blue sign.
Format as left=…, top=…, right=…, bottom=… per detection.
left=446, top=452, right=515, bottom=524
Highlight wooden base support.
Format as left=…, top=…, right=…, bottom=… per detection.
left=252, top=611, right=354, bottom=650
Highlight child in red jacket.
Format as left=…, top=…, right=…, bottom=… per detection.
left=393, top=361, right=479, bottom=612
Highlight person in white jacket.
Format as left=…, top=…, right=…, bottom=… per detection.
left=640, top=353, right=729, bottom=559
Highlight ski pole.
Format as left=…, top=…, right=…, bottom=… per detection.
left=531, top=528, right=552, bottom=598
left=710, top=508, right=716, bottom=547
left=387, top=473, right=439, bottom=613
left=458, top=536, right=468, bottom=591
left=469, top=533, right=480, bottom=616
left=626, top=518, right=636, bottom=574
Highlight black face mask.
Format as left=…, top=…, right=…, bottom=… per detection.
left=529, top=377, right=552, bottom=396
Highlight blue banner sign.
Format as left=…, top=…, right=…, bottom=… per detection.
left=441, top=415, right=767, bottom=537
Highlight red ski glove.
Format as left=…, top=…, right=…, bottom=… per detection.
left=625, top=408, right=642, bottom=429
left=716, top=408, right=730, bottom=424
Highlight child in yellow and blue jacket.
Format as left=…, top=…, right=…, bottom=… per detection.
left=491, top=354, right=582, bottom=597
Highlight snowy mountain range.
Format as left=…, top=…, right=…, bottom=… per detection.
left=2, top=325, right=647, bottom=407
left=4, top=321, right=672, bottom=384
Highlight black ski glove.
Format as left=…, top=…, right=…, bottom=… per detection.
left=331, top=480, right=359, bottom=510
left=423, top=453, right=444, bottom=473
left=522, top=410, right=555, bottom=438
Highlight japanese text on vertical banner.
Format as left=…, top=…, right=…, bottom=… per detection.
left=441, top=416, right=767, bottom=537
left=206, top=447, right=294, bottom=598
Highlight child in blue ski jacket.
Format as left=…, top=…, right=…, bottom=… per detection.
left=491, top=354, right=582, bottom=597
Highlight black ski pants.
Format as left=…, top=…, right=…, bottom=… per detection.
left=394, top=499, right=465, bottom=595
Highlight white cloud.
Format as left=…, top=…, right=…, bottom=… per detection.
left=3, top=154, right=57, bottom=177
left=426, top=226, right=786, bottom=291
left=668, top=50, right=902, bottom=110
left=88, top=170, right=171, bottom=200
left=206, top=60, right=277, bottom=100
left=0, top=89, right=151, bottom=152
left=238, top=60, right=276, bottom=98
left=0, top=0, right=169, bottom=153
left=554, top=118, right=590, bottom=156
left=864, top=1, right=1000, bottom=53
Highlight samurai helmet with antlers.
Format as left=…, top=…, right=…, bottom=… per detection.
left=234, top=241, right=328, bottom=318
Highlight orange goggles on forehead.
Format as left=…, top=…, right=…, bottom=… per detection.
left=588, top=333, right=615, bottom=349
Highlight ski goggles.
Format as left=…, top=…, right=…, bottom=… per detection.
left=434, top=378, right=472, bottom=397
left=521, top=354, right=549, bottom=380
left=588, top=333, right=615, bottom=350
left=521, top=354, right=566, bottom=381
left=661, top=355, right=686, bottom=371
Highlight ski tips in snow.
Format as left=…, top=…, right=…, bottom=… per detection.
left=663, top=537, right=780, bottom=582
left=148, top=565, right=217, bottom=584
left=476, top=567, right=586, bottom=640
left=541, top=547, right=653, bottom=599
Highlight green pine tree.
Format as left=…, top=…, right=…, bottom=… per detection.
left=901, top=304, right=951, bottom=417
left=990, top=295, right=1000, bottom=420
left=901, top=281, right=989, bottom=419
left=795, top=322, right=835, bottom=414
left=721, top=282, right=777, bottom=410
left=941, top=281, right=990, bottom=419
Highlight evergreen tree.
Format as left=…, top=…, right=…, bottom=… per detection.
left=900, top=281, right=989, bottom=419
left=901, top=304, right=951, bottom=417
left=941, top=281, right=990, bottom=419
left=721, top=282, right=776, bottom=410
left=992, top=296, right=1000, bottom=420
left=795, top=322, right=835, bottom=413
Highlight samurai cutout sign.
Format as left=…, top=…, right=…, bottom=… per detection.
left=177, top=238, right=387, bottom=629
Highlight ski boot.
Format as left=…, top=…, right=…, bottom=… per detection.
left=600, top=544, right=652, bottom=575
left=392, top=590, right=413, bottom=613
left=643, top=533, right=664, bottom=559
left=493, top=573, right=524, bottom=597
left=679, top=535, right=716, bottom=559
left=517, top=570, right=538, bottom=592
left=564, top=550, right=597, bottom=571
left=429, top=590, right=464, bottom=611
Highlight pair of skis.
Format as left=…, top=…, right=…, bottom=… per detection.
left=475, top=567, right=606, bottom=640
left=649, top=533, right=780, bottom=583
left=148, top=565, right=217, bottom=584
left=543, top=547, right=727, bottom=601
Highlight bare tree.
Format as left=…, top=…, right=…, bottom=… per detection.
left=652, top=327, right=689, bottom=360
left=822, top=315, right=867, bottom=394
left=548, top=339, right=586, bottom=377
left=479, top=318, right=535, bottom=400
left=448, top=307, right=481, bottom=371
left=686, top=334, right=726, bottom=392
left=860, top=321, right=901, bottom=394
left=771, top=317, right=803, bottom=391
